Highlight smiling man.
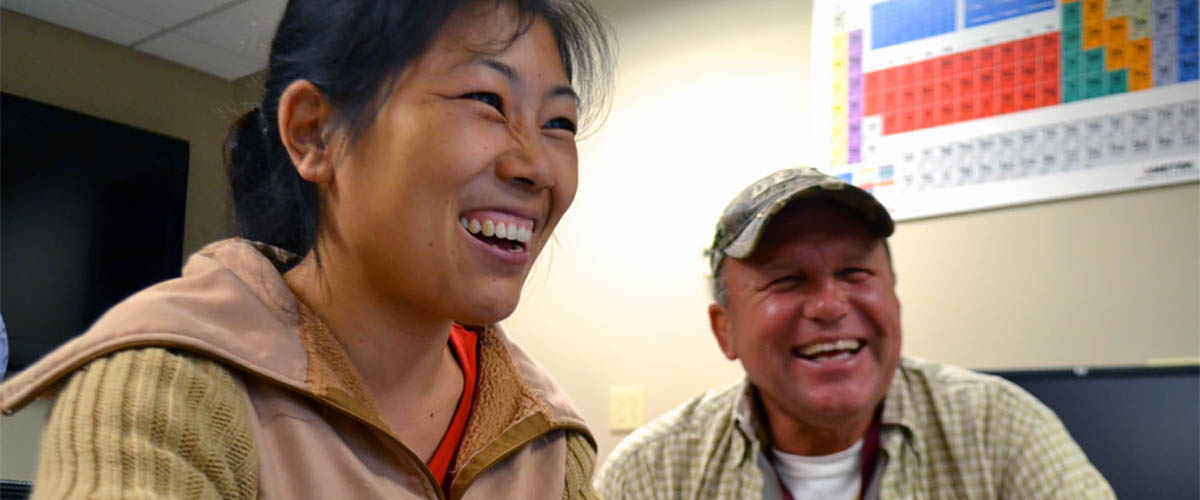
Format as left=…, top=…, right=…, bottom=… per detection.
left=595, top=167, right=1113, bottom=499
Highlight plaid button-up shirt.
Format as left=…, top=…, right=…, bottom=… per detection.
left=595, top=357, right=1114, bottom=499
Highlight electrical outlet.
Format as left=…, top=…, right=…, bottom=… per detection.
left=610, top=385, right=646, bottom=432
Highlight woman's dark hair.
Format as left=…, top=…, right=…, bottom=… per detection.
left=225, top=0, right=613, bottom=263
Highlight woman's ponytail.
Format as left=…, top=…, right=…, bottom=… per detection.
left=224, top=106, right=317, bottom=262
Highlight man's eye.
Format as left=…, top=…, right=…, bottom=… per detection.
left=769, top=276, right=802, bottom=287
left=837, top=268, right=870, bottom=280
left=544, top=117, right=577, bottom=133
left=464, top=92, right=503, bottom=112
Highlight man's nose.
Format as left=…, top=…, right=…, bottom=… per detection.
left=802, top=279, right=850, bottom=324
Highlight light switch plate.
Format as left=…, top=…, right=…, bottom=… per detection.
left=609, top=385, right=646, bottom=432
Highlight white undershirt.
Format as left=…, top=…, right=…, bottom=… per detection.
left=772, top=439, right=863, bottom=500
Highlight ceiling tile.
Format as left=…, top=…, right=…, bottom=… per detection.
left=79, top=0, right=233, bottom=29
left=176, top=0, right=285, bottom=60
left=4, top=0, right=159, bottom=45
left=136, top=31, right=263, bottom=80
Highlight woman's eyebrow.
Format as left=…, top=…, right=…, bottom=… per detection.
left=471, top=56, right=579, bottom=103
left=479, top=57, right=518, bottom=82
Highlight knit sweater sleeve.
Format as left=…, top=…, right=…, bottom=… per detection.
left=563, top=431, right=602, bottom=500
left=32, top=348, right=258, bottom=500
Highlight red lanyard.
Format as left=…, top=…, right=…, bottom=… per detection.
left=770, top=411, right=882, bottom=500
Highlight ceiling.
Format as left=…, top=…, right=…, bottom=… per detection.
left=4, top=0, right=286, bottom=80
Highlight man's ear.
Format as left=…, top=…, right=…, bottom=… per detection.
left=278, top=80, right=334, bottom=184
left=709, top=303, right=738, bottom=361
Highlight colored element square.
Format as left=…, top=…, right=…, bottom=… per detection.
left=1083, top=0, right=1105, bottom=23
left=899, top=63, right=918, bottom=86
left=1130, top=37, right=1153, bottom=64
left=901, top=85, right=918, bottom=108
left=884, top=113, right=899, bottom=134
left=1084, top=48, right=1106, bottom=73
left=998, top=41, right=1018, bottom=64
left=1019, top=37, right=1040, bottom=60
left=832, top=147, right=848, bottom=165
left=957, top=51, right=978, bottom=72
left=919, top=60, right=937, bottom=81
left=1062, top=77, right=1084, bottom=101
left=920, top=81, right=937, bottom=102
left=1018, top=60, right=1038, bottom=85
left=1040, top=54, right=1060, bottom=81
left=977, top=92, right=997, bottom=115
left=1129, top=60, right=1154, bottom=89
left=938, top=101, right=956, bottom=124
left=936, top=78, right=956, bottom=102
left=1083, top=22, right=1105, bottom=49
left=1181, top=52, right=1199, bottom=81
left=979, top=46, right=997, bottom=65
left=998, top=63, right=1018, bottom=91
left=900, top=109, right=917, bottom=131
left=1130, top=14, right=1153, bottom=39
left=957, top=73, right=976, bottom=95
left=1063, top=2, right=1083, bottom=26
left=1062, top=51, right=1083, bottom=76
left=1062, top=24, right=1084, bottom=52
left=1040, top=33, right=1061, bottom=54
left=1107, top=17, right=1131, bottom=45
left=957, top=96, right=977, bottom=121
left=920, top=106, right=937, bottom=127
left=1154, top=5, right=1177, bottom=38
left=1182, top=26, right=1199, bottom=55
left=937, top=56, right=956, bottom=78
left=883, top=90, right=899, bottom=110
left=866, top=71, right=882, bottom=92
left=1107, top=40, right=1130, bottom=69
left=1039, top=81, right=1061, bottom=105
left=1017, top=85, right=1038, bottom=110
left=865, top=92, right=882, bottom=115
left=1107, top=69, right=1130, bottom=93
left=978, top=68, right=997, bottom=92
left=1153, top=59, right=1178, bottom=85
left=883, top=67, right=900, bottom=88
left=1182, top=0, right=1199, bottom=29
left=1083, top=73, right=1106, bottom=98
left=998, top=91, right=1017, bottom=113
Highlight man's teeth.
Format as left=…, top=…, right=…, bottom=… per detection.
left=460, top=217, right=532, bottom=243
left=798, top=339, right=863, bottom=357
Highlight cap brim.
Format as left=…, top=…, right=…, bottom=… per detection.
left=722, top=183, right=894, bottom=260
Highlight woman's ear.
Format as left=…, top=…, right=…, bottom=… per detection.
left=278, top=80, right=334, bottom=184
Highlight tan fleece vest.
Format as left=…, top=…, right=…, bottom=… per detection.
left=0, top=239, right=595, bottom=499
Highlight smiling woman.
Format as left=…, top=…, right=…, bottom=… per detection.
left=0, top=1, right=612, bottom=499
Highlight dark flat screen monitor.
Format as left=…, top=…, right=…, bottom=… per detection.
left=989, top=365, right=1200, bottom=500
left=1, top=92, right=189, bottom=374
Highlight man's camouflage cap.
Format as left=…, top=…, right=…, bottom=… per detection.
left=707, top=167, right=894, bottom=274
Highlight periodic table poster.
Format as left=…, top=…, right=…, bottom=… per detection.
left=810, top=0, right=1199, bottom=221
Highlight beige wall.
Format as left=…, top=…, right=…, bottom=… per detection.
left=502, top=0, right=1200, bottom=465
left=1, top=9, right=251, bottom=255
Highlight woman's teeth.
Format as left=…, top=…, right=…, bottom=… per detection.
left=461, top=217, right=532, bottom=243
